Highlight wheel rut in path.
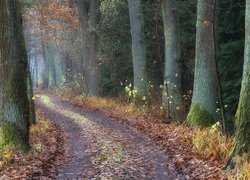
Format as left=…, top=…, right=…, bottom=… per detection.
left=36, top=93, right=182, bottom=179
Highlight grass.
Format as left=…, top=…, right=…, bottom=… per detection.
left=228, top=154, right=250, bottom=180
left=193, top=127, right=233, bottom=160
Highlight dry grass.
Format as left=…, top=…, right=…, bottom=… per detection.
left=193, top=128, right=233, bottom=160
left=228, top=154, right=250, bottom=180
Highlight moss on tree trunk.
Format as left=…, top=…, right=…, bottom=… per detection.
left=0, top=0, right=30, bottom=151
left=186, top=0, right=217, bottom=126
left=0, top=122, right=29, bottom=151
left=235, top=0, right=250, bottom=154
left=187, top=104, right=215, bottom=126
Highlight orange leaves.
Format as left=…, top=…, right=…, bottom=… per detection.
left=58, top=91, right=228, bottom=179
left=0, top=110, right=65, bottom=179
left=24, top=0, right=79, bottom=45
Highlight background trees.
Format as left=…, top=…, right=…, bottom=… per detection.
left=20, top=0, right=246, bottom=136
left=21, top=0, right=246, bottom=128
left=74, top=0, right=101, bottom=96
left=161, top=0, right=183, bottom=120
left=128, top=0, right=148, bottom=101
left=100, top=0, right=132, bottom=97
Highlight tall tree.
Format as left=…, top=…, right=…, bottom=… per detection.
left=75, top=0, right=101, bottom=96
left=128, top=0, right=148, bottom=100
left=161, top=0, right=183, bottom=120
left=234, top=0, right=250, bottom=154
left=0, top=0, right=30, bottom=150
left=89, top=0, right=101, bottom=96
left=45, top=42, right=57, bottom=89
left=187, top=0, right=218, bottom=126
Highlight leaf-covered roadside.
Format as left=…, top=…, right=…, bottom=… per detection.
left=35, top=93, right=175, bottom=179
left=58, top=91, right=229, bottom=179
left=0, top=110, right=65, bottom=179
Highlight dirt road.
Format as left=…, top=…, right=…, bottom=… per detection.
left=35, top=93, right=183, bottom=179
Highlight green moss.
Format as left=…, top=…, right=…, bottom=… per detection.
left=0, top=122, right=29, bottom=152
left=187, top=104, right=215, bottom=127
left=5, top=80, right=15, bottom=100
left=234, top=84, right=250, bottom=155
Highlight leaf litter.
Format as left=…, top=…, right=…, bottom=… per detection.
left=36, top=93, right=179, bottom=179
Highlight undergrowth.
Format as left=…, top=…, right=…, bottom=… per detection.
left=229, top=154, right=250, bottom=179
left=193, top=123, right=233, bottom=160
left=55, top=89, right=166, bottom=122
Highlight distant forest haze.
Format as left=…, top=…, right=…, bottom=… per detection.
left=0, top=0, right=250, bottom=179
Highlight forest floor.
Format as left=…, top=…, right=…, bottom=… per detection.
left=35, top=92, right=228, bottom=179
left=36, top=93, right=180, bottom=179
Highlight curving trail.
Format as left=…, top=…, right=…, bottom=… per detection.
left=35, top=93, right=182, bottom=180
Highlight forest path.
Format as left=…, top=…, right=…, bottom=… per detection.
left=35, top=93, right=180, bottom=179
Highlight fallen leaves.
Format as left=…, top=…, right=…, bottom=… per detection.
left=36, top=93, right=176, bottom=179
left=0, top=110, right=65, bottom=179
left=61, top=92, right=229, bottom=179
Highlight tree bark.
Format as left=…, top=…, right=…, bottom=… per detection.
left=88, top=0, right=101, bottom=96
left=161, top=0, right=183, bottom=121
left=74, top=0, right=91, bottom=94
left=187, top=0, right=218, bottom=126
left=0, top=0, right=30, bottom=150
left=74, top=0, right=102, bottom=96
left=27, top=69, right=36, bottom=124
left=45, top=42, right=57, bottom=89
left=235, top=0, right=250, bottom=154
left=128, top=0, right=148, bottom=100
left=42, top=42, right=49, bottom=88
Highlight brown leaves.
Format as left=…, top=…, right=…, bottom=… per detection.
left=0, top=110, right=65, bottom=179
left=61, top=93, right=228, bottom=179
left=23, top=0, right=79, bottom=46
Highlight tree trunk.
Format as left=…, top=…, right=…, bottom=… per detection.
left=235, top=0, right=250, bottom=154
left=161, top=0, right=183, bottom=121
left=27, top=69, right=36, bottom=124
left=128, top=0, right=148, bottom=100
left=74, top=0, right=101, bottom=96
left=45, top=43, right=57, bottom=89
left=42, top=42, right=49, bottom=89
left=89, top=0, right=101, bottom=96
left=75, top=0, right=91, bottom=94
left=0, top=0, right=30, bottom=151
left=34, top=54, right=39, bottom=88
left=187, top=0, right=218, bottom=126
